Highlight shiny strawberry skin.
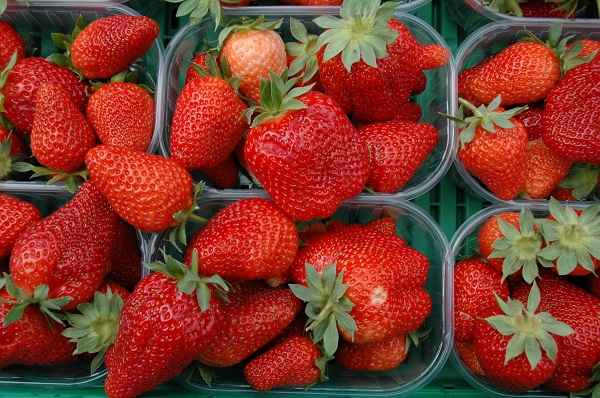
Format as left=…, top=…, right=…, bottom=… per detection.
left=199, top=154, right=239, bottom=189
left=185, top=198, right=299, bottom=281
left=170, top=76, right=248, bottom=170
left=9, top=181, right=119, bottom=310
left=245, top=91, right=370, bottom=221
left=0, top=194, right=42, bottom=261
left=520, top=0, right=576, bottom=17
left=86, top=82, right=155, bottom=152
left=104, top=271, right=222, bottom=398
left=0, top=21, right=25, bottom=70
left=476, top=211, right=521, bottom=274
left=523, top=138, right=573, bottom=199
left=197, top=282, right=302, bottom=367
left=358, top=121, right=438, bottom=193
left=71, top=15, right=159, bottom=80
left=107, top=220, right=142, bottom=291
left=455, top=341, right=485, bottom=376
left=514, top=102, right=544, bottom=140
left=244, top=335, right=322, bottom=392
left=336, top=333, right=408, bottom=371
left=85, top=144, right=194, bottom=233
left=1, top=57, right=90, bottom=134
left=30, top=83, right=97, bottom=173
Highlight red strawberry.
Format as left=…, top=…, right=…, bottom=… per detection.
left=30, top=83, right=97, bottom=173
left=554, top=163, right=600, bottom=201
left=0, top=287, right=78, bottom=368
left=0, top=21, right=25, bottom=70
left=184, top=48, right=219, bottom=84
left=170, top=56, right=248, bottom=171
left=184, top=198, right=298, bottom=281
left=244, top=335, right=325, bottom=391
left=513, top=102, right=544, bottom=140
left=104, top=253, right=226, bottom=398
left=244, top=71, right=370, bottom=221
left=365, top=216, right=397, bottom=236
left=454, top=341, right=485, bottom=376
left=487, top=0, right=578, bottom=17
left=197, top=282, right=302, bottom=367
left=315, top=1, right=449, bottom=122
left=522, top=138, right=573, bottom=199
left=199, top=154, right=239, bottom=189
left=219, top=16, right=287, bottom=104
left=569, top=38, right=600, bottom=58
left=107, top=220, right=142, bottom=291
left=454, top=258, right=509, bottom=343
left=8, top=181, right=119, bottom=313
left=0, top=126, right=27, bottom=180
left=477, top=211, right=521, bottom=272
left=1, top=57, right=90, bottom=134
left=587, top=273, right=600, bottom=297
left=0, top=194, right=42, bottom=261
left=549, top=186, right=577, bottom=201
left=358, top=121, right=438, bottom=193
left=71, top=15, right=159, bottom=80
left=336, top=334, right=409, bottom=371
left=86, top=82, right=155, bottom=152
left=454, top=98, right=528, bottom=200
left=85, top=144, right=196, bottom=233
left=458, top=54, right=497, bottom=106
left=392, top=101, right=422, bottom=123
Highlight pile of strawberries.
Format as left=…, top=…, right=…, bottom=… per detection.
left=473, top=0, right=599, bottom=18
left=453, top=198, right=600, bottom=396
left=0, top=0, right=451, bottom=397
left=453, top=21, right=600, bottom=202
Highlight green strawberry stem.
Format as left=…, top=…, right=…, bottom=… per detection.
left=483, top=0, right=526, bottom=16
left=169, top=182, right=209, bottom=248
left=0, top=273, right=73, bottom=327
left=557, top=163, right=600, bottom=201
left=0, top=51, right=19, bottom=128
left=163, top=0, right=241, bottom=28
left=289, top=264, right=357, bottom=357
left=0, top=135, right=26, bottom=179
left=12, top=162, right=89, bottom=194
left=285, top=18, right=320, bottom=86
left=62, top=286, right=125, bottom=373
left=218, top=16, right=282, bottom=49
left=484, top=282, right=574, bottom=369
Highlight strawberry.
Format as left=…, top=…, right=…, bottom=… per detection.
left=522, top=138, right=573, bottom=199
left=8, top=181, right=119, bottom=315
left=199, top=154, right=239, bottom=189
left=482, top=0, right=579, bottom=17
left=196, top=282, right=302, bottom=367
left=71, top=15, right=159, bottom=80
left=454, top=258, right=509, bottom=343
left=104, top=252, right=227, bottom=398
left=85, top=144, right=196, bottom=234
left=1, top=57, right=90, bottom=134
left=587, top=273, right=600, bottom=297
left=244, top=335, right=326, bottom=391
left=244, top=71, right=370, bottom=221
left=365, top=215, right=397, bottom=236
left=0, top=21, right=25, bottom=70
left=86, top=81, right=155, bottom=152
left=170, top=55, right=248, bottom=171
left=357, top=121, right=438, bottom=193
left=219, top=16, right=287, bottom=104
left=30, top=83, right=97, bottom=174
left=107, top=220, right=142, bottom=291
left=454, top=341, right=485, bottom=376
left=513, top=102, right=544, bottom=140
left=555, top=163, right=600, bottom=201
left=476, top=211, right=521, bottom=273
left=452, top=97, right=528, bottom=200
left=0, top=128, right=27, bottom=180
left=184, top=198, right=298, bottom=281
left=0, top=287, right=78, bottom=368
left=184, top=47, right=219, bottom=85
left=549, top=186, right=577, bottom=201
left=473, top=283, right=574, bottom=393
left=314, top=0, right=450, bottom=122
left=285, top=18, right=322, bottom=91
left=0, top=194, right=41, bottom=261
left=336, top=333, right=409, bottom=371
left=391, top=101, right=422, bottom=123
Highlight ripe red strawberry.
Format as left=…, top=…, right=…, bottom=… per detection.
left=244, top=335, right=325, bottom=391
left=170, top=56, right=248, bottom=171
left=0, top=126, right=28, bottom=180
left=219, top=16, right=287, bottom=104
left=71, top=15, right=159, bottom=80
left=86, top=82, right=155, bottom=152
left=197, top=282, right=302, bottom=367
left=199, top=154, right=239, bottom=189
left=484, top=0, right=579, bottom=17
left=184, top=198, right=298, bottom=281
left=477, top=211, right=521, bottom=272
left=314, top=0, right=449, bottom=122
left=453, top=98, right=528, bottom=200
left=8, top=181, right=119, bottom=314
left=85, top=144, right=196, bottom=233
left=1, top=57, right=90, bottom=134
left=549, top=186, right=577, bottom=201
left=30, top=83, right=97, bottom=173
left=107, top=220, right=142, bottom=291
left=336, top=333, right=408, bottom=371
left=454, top=258, right=509, bottom=343
left=104, top=253, right=226, bottom=398
left=392, top=101, right=422, bottom=123
left=454, top=341, right=485, bottom=376
left=542, top=53, right=600, bottom=164
left=522, top=138, right=572, bottom=199
left=244, top=71, right=370, bottom=221
left=184, top=48, right=219, bottom=84
left=473, top=283, right=573, bottom=393
left=0, top=194, right=42, bottom=261
left=0, top=287, right=78, bottom=368
left=513, top=102, right=544, bottom=140
left=357, top=121, right=438, bottom=193
left=0, top=21, right=25, bottom=70
left=365, top=215, right=397, bottom=236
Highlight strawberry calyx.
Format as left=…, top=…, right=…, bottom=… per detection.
left=169, top=182, right=209, bottom=248
left=557, top=163, right=600, bottom=201
left=164, top=0, right=243, bottom=28
left=288, top=263, right=357, bottom=357
left=0, top=50, right=18, bottom=130
left=48, top=14, right=86, bottom=80
left=313, top=0, right=399, bottom=72
left=89, top=70, right=155, bottom=95
left=61, top=286, right=125, bottom=373
left=535, top=197, right=600, bottom=275
left=191, top=53, right=242, bottom=94
left=488, top=208, right=551, bottom=283
left=482, top=0, right=527, bottom=16
left=572, top=361, right=600, bottom=397
left=218, top=16, right=282, bottom=49
left=484, top=282, right=573, bottom=369
left=445, top=95, right=527, bottom=148
left=0, top=135, right=27, bottom=180
left=12, top=163, right=89, bottom=194
left=406, top=327, right=431, bottom=354
left=0, top=273, right=73, bottom=327
left=285, top=17, right=320, bottom=87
